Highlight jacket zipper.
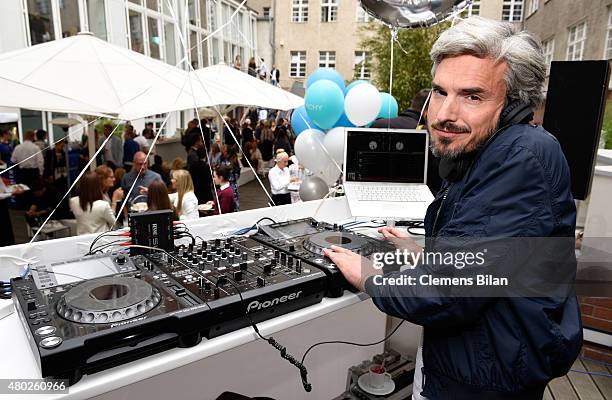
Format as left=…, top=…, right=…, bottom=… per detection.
left=432, top=186, right=450, bottom=237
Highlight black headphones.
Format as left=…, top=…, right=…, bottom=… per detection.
left=438, top=99, right=533, bottom=182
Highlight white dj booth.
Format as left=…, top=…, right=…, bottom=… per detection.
left=0, top=197, right=422, bottom=400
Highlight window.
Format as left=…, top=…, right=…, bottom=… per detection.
left=354, top=51, right=371, bottom=80
left=292, top=0, right=308, bottom=23
left=164, top=22, right=176, bottom=65
left=321, top=0, right=338, bottom=22
left=356, top=6, right=371, bottom=22
left=467, top=0, right=480, bottom=16
left=319, top=51, right=336, bottom=68
left=86, top=0, right=107, bottom=40
left=263, top=7, right=271, bottom=18
left=567, top=21, right=586, bottom=61
left=27, top=0, right=55, bottom=45
left=502, top=0, right=523, bottom=22
left=190, top=30, right=200, bottom=69
left=212, top=37, right=220, bottom=65
left=129, top=10, right=144, bottom=54
left=542, top=38, right=554, bottom=75
left=200, top=0, right=208, bottom=29
left=148, top=17, right=160, bottom=60
left=188, top=0, right=197, bottom=26
left=208, top=0, right=217, bottom=31
left=605, top=7, right=612, bottom=59
left=290, top=51, right=307, bottom=78
left=59, top=0, right=81, bottom=38
left=527, top=0, right=538, bottom=16
left=146, top=0, right=158, bottom=11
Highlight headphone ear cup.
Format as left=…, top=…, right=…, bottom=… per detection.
left=498, top=100, right=534, bottom=127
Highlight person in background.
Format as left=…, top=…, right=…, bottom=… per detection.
left=99, top=123, right=123, bottom=167
left=248, top=107, right=259, bottom=127
left=120, top=151, right=161, bottom=207
left=258, top=58, right=268, bottom=81
left=150, top=154, right=171, bottom=186
left=260, top=120, right=275, bottom=166
left=209, top=143, right=223, bottom=167
left=233, top=55, right=241, bottom=70
left=95, top=165, right=124, bottom=216
left=247, top=57, right=257, bottom=77
left=270, top=64, right=280, bottom=86
left=34, top=129, right=48, bottom=150
left=122, top=125, right=140, bottom=171
left=273, top=124, right=292, bottom=156
left=254, top=120, right=264, bottom=142
left=268, top=151, right=298, bottom=206
left=11, top=130, right=43, bottom=187
left=26, top=178, right=71, bottom=226
left=0, top=129, right=14, bottom=165
left=207, top=165, right=236, bottom=214
left=0, top=177, right=23, bottom=246
left=134, top=127, right=149, bottom=153
left=42, top=138, right=68, bottom=198
left=288, top=155, right=302, bottom=203
left=220, top=145, right=241, bottom=210
left=168, top=169, right=199, bottom=220
left=187, top=134, right=213, bottom=204
left=141, top=122, right=155, bottom=139
left=242, top=141, right=263, bottom=175
left=147, top=179, right=173, bottom=214
left=171, top=157, right=186, bottom=173
left=241, top=118, right=254, bottom=147
left=69, top=172, right=117, bottom=235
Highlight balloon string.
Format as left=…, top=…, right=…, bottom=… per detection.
left=389, top=27, right=397, bottom=98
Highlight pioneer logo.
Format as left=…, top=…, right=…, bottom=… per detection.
left=110, top=316, right=146, bottom=328
left=247, top=291, right=302, bottom=312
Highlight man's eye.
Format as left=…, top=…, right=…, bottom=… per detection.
left=467, top=95, right=481, bottom=102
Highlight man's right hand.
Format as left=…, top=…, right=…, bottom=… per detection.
left=112, top=188, right=124, bottom=202
left=378, top=227, right=409, bottom=239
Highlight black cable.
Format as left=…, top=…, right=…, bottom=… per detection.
left=87, top=231, right=128, bottom=255
left=224, top=278, right=312, bottom=392
left=91, top=240, right=129, bottom=254
left=256, top=217, right=276, bottom=225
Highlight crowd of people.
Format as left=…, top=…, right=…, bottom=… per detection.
left=0, top=106, right=301, bottom=244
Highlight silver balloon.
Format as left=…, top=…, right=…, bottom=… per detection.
left=299, top=176, right=329, bottom=202
left=360, top=0, right=471, bottom=29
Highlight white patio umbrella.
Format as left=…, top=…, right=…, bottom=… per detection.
left=190, top=64, right=304, bottom=111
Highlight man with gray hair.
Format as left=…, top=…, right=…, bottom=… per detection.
left=325, top=17, right=580, bottom=399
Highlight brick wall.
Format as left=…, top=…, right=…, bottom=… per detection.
left=579, top=296, right=612, bottom=363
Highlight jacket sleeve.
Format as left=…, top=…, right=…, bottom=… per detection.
left=365, top=144, right=556, bottom=328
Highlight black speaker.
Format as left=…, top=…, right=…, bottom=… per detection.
left=543, top=60, right=610, bottom=200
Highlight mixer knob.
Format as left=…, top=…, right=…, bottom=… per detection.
left=192, top=258, right=199, bottom=266
left=115, top=255, right=126, bottom=265
left=295, top=260, right=302, bottom=273
left=233, top=271, right=243, bottom=281
left=241, top=252, right=248, bottom=261
left=240, top=262, right=248, bottom=271
left=199, top=261, right=206, bottom=270
left=204, top=280, right=212, bottom=291
left=310, top=219, right=318, bottom=227
left=333, top=223, right=338, bottom=231
left=214, top=238, right=221, bottom=247
left=217, top=275, right=227, bottom=286
left=216, top=248, right=222, bottom=256
left=256, top=277, right=266, bottom=287
left=202, top=250, right=208, bottom=258
left=235, top=248, right=241, bottom=256
left=288, top=256, right=293, bottom=267
left=188, top=243, right=194, bottom=252
left=213, top=259, right=220, bottom=268
left=280, top=253, right=286, bottom=264
left=270, top=259, right=277, bottom=267
left=274, top=250, right=280, bottom=259
left=263, top=263, right=272, bottom=274
left=200, top=241, right=207, bottom=250
left=221, top=251, right=228, bottom=259
left=229, top=245, right=235, bottom=253
left=289, top=244, right=296, bottom=252
left=227, top=237, right=233, bottom=244
left=207, top=254, right=213, bottom=262
left=225, top=243, right=231, bottom=250
left=228, top=255, right=235, bottom=263
left=196, top=247, right=203, bottom=255
left=199, top=277, right=204, bottom=287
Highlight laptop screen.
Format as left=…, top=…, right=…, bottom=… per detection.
left=344, top=128, right=428, bottom=183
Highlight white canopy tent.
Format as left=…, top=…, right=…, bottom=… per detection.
left=0, top=33, right=303, bottom=121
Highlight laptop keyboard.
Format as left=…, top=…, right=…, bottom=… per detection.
left=354, top=185, right=430, bottom=202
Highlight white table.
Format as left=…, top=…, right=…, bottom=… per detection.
left=0, top=198, right=389, bottom=400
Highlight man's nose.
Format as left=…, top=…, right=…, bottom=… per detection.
left=435, top=95, right=459, bottom=122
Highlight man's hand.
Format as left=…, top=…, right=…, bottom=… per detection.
left=378, top=226, right=423, bottom=256
left=323, top=245, right=379, bottom=292
left=112, top=188, right=124, bottom=203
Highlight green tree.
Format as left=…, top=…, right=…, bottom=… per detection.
left=358, top=22, right=449, bottom=111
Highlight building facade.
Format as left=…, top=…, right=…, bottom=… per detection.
left=0, top=0, right=258, bottom=142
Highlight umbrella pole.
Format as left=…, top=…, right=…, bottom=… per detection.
left=88, top=127, right=96, bottom=171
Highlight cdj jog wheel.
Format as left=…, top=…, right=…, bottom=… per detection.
left=56, top=277, right=161, bottom=324
left=303, top=232, right=374, bottom=256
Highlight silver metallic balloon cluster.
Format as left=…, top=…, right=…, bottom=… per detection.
left=360, top=0, right=472, bottom=29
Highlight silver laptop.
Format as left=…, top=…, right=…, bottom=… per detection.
left=343, top=128, right=434, bottom=220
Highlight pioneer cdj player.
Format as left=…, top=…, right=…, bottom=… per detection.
left=11, top=218, right=395, bottom=385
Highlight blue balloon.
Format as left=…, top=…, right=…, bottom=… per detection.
left=304, top=80, right=345, bottom=129
left=291, top=106, right=320, bottom=135
left=377, top=92, right=399, bottom=119
left=306, top=68, right=345, bottom=91
left=344, top=80, right=368, bottom=96
left=333, top=112, right=355, bottom=128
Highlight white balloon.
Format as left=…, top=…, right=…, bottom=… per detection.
left=323, top=127, right=346, bottom=165
left=294, top=129, right=326, bottom=172
left=318, top=161, right=342, bottom=186
left=344, top=83, right=382, bottom=126
left=299, top=176, right=329, bottom=201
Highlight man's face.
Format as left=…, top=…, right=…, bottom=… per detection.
left=133, top=154, right=147, bottom=175
left=427, top=55, right=507, bottom=159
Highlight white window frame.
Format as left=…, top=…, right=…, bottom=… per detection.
left=318, top=51, right=336, bottom=68
left=527, top=0, right=538, bottom=17
left=604, top=7, right=612, bottom=59
left=290, top=51, right=306, bottom=78
left=542, top=37, right=554, bottom=75
left=291, top=0, right=308, bottom=23
left=356, top=6, right=370, bottom=22
left=502, top=0, right=523, bottom=22
left=321, top=0, right=338, bottom=23
left=465, top=0, right=480, bottom=17
left=354, top=51, right=371, bottom=80
left=566, top=21, right=586, bottom=61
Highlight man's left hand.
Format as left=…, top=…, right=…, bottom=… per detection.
left=323, top=246, right=378, bottom=292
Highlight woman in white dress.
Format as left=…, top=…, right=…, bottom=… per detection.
left=168, top=169, right=199, bottom=220
left=70, top=172, right=118, bottom=235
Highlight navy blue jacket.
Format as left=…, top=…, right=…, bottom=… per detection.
left=365, top=124, right=582, bottom=399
